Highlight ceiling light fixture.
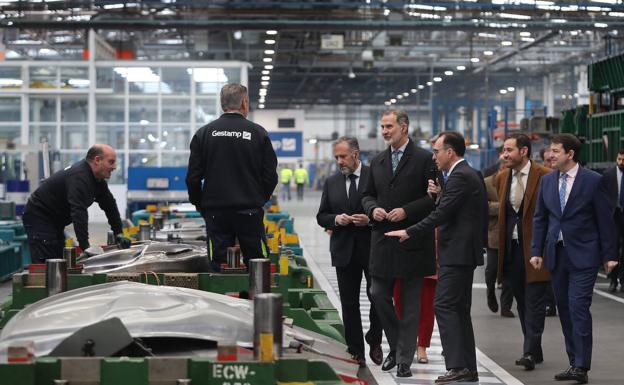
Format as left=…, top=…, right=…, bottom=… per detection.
left=501, top=40, right=513, bottom=46
left=507, top=86, right=515, bottom=91
left=264, top=49, right=275, bottom=55
left=264, top=65, right=274, bottom=70
left=483, top=50, right=494, bottom=56
left=418, top=84, right=425, bottom=89
left=444, top=70, right=453, bottom=75
left=456, top=65, right=466, bottom=70
left=470, top=57, right=480, bottom=63
left=426, top=81, right=433, bottom=86
left=261, top=76, right=270, bottom=81
left=433, top=77, right=442, bottom=82
left=500, top=89, right=508, bottom=94
left=266, top=30, right=278, bottom=35
left=264, top=39, right=276, bottom=45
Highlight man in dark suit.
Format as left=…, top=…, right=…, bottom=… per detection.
left=531, top=133, right=618, bottom=384
left=496, top=133, right=552, bottom=371
left=386, top=131, right=485, bottom=384
left=602, top=149, right=624, bottom=292
left=361, top=109, right=436, bottom=378
left=316, top=136, right=383, bottom=368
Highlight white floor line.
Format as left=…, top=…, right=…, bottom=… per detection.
left=593, top=288, right=624, bottom=304
left=299, top=236, right=525, bottom=385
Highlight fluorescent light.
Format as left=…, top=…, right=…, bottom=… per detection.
left=397, top=95, right=403, bottom=99
left=103, top=3, right=125, bottom=9
left=259, top=89, right=267, bottom=96
left=264, top=39, right=276, bottom=45
left=507, top=86, right=515, bottom=91
left=478, top=32, right=498, bottom=39
left=264, top=49, right=275, bottom=55
left=263, top=57, right=272, bottom=62
left=499, top=13, right=531, bottom=20
left=148, top=134, right=157, bottom=142
left=233, top=31, right=242, bottom=40
left=258, top=104, right=265, bottom=109
left=403, top=92, right=409, bottom=96
left=390, top=98, right=397, bottom=103
left=594, top=22, right=609, bottom=28
left=407, top=4, right=447, bottom=11
left=574, top=92, right=579, bottom=97
left=444, top=70, right=453, bottom=75
left=262, top=70, right=270, bottom=75
left=385, top=101, right=391, bottom=106
left=0, top=78, right=22, bottom=86
left=266, top=30, right=278, bottom=35
left=383, top=8, right=390, bottom=16
left=158, top=38, right=183, bottom=45
left=141, top=157, right=148, bottom=164
left=261, top=76, right=270, bottom=81
left=187, top=68, right=229, bottom=83
left=484, top=50, right=494, bottom=56
left=501, top=40, right=513, bottom=46
left=470, top=57, right=480, bottom=63
left=500, top=89, right=508, bottom=94
left=586, top=6, right=612, bottom=12
left=433, top=77, right=442, bottom=82
left=308, top=138, right=318, bottom=144
left=261, top=81, right=269, bottom=86
left=426, top=81, right=433, bottom=86
left=609, top=12, right=624, bottom=17
left=163, top=130, right=168, bottom=137
left=551, top=19, right=568, bottom=23
left=115, top=67, right=160, bottom=82
left=418, top=84, right=425, bottom=89
left=456, top=65, right=466, bottom=70
left=519, top=32, right=531, bottom=37
left=68, top=78, right=90, bottom=87
left=411, top=88, right=417, bottom=93
left=521, top=37, right=535, bottom=42
left=264, top=65, right=274, bottom=70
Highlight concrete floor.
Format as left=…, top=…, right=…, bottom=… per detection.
left=280, top=189, right=624, bottom=385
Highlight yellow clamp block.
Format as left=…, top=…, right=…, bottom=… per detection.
left=146, top=204, right=157, bottom=213
left=64, top=238, right=74, bottom=248
left=279, top=255, right=289, bottom=276
left=267, top=237, right=279, bottom=254
left=284, top=234, right=299, bottom=245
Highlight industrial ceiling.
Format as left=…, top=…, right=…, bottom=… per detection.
left=0, top=0, right=622, bottom=109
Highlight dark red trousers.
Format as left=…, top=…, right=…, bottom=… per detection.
left=393, top=277, right=437, bottom=347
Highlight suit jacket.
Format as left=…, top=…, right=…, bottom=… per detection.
left=531, top=166, right=617, bottom=270
left=484, top=174, right=500, bottom=249
left=603, top=166, right=619, bottom=206
left=496, top=162, right=552, bottom=283
left=361, top=139, right=436, bottom=278
left=316, top=165, right=372, bottom=267
left=406, top=160, right=486, bottom=267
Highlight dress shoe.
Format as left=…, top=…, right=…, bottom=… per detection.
left=381, top=352, right=396, bottom=371
left=609, top=281, right=618, bottom=292
left=501, top=308, right=515, bottom=318
left=396, top=363, right=412, bottom=377
left=368, top=344, right=383, bottom=366
left=435, top=368, right=472, bottom=384
left=487, top=287, right=499, bottom=313
left=555, top=367, right=587, bottom=384
left=515, top=355, right=536, bottom=370
left=545, top=305, right=557, bottom=317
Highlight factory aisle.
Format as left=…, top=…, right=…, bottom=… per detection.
left=282, top=191, right=522, bottom=385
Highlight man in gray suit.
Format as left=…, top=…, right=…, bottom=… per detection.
left=361, top=109, right=436, bottom=378
left=387, top=131, right=486, bottom=384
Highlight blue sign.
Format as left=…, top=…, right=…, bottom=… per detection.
left=268, top=131, right=303, bottom=157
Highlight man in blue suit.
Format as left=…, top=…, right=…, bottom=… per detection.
left=531, top=133, right=618, bottom=384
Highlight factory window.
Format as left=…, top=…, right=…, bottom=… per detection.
left=0, top=124, right=21, bottom=148
left=30, top=123, right=56, bottom=149
left=129, top=97, right=158, bottom=123
left=0, top=97, right=21, bottom=122
left=195, top=97, right=218, bottom=126
left=162, top=97, right=191, bottom=123
left=96, top=96, right=125, bottom=123
left=60, top=97, right=88, bottom=122
left=30, top=97, right=56, bottom=122
left=60, top=67, right=89, bottom=90
left=278, top=118, right=296, bottom=128
left=95, top=124, right=125, bottom=150
left=129, top=124, right=159, bottom=150
left=29, top=66, right=59, bottom=89
left=61, top=124, right=88, bottom=150
left=161, top=67, right=191, bottom=95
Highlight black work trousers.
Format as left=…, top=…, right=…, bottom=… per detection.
left=23, top=211, right=65, bottom=264
left=485, top=247, right=513, bottom=311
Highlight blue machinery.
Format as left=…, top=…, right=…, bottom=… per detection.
left=126, top=167, right=189, bottom=216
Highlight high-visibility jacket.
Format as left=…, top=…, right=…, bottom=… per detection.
left=294, top=168, right=308, bottom=185
left=280, top=168, right=293, bottom=184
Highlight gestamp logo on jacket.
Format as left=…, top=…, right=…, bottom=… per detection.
left=242, top=131, right=251, bottom=140
left=211, top=130, right=252, bottom=141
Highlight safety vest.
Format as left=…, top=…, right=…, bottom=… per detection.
left=280, top=168, right=293, bottom=184
left=294, top=168, right=308, bottom=184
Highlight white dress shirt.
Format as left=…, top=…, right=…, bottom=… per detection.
left=391, top=140, right=409, bottom=163
left=447, top=158, right=465, bottom=177
left=509, top=160, right=531, bottom=239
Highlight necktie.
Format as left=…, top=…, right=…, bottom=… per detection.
left=619, top=172, right=624, bottom=208
left=559, top=173, right=568, bottom=211
left=347, top=174, right=358, bottom=211
left=442, top=171, right=449, bottom=183
left=391, top=150, right=402, bottom=173
left=512, top=170, right=524, bottom=213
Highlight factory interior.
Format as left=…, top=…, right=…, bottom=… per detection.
left=0, top=1, right=622, bottom=384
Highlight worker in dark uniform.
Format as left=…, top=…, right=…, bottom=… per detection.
left=23, top=144, right=131, bottom=263
left=186, top=83, right=278, bottom=270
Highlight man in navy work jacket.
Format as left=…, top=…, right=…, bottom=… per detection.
left=531, top=133, right=618, bottom=384
left=186, top=83, right=278, bottom=270
left=23, top=144, right=129, bottom=263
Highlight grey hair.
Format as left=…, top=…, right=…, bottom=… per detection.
left=220, top=83, right=248, bottom=111
left=333, top=136, right=360, bottom=151
left=382, top=108, right=409, bottom=127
